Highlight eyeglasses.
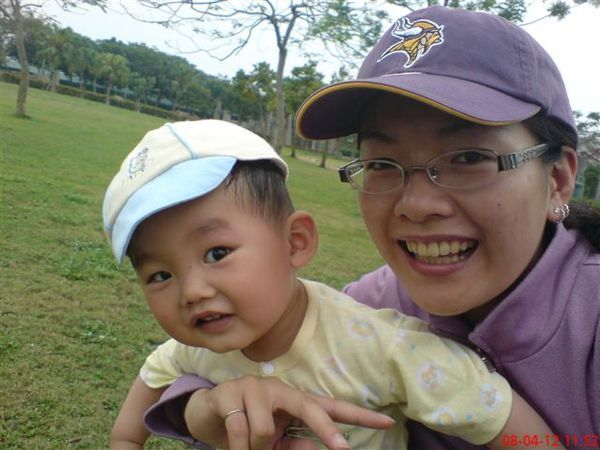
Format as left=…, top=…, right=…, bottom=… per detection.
left=338, top=143, right=555, bottom=194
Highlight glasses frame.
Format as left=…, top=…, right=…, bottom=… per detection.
left=338, top=142, right=555, bottom=194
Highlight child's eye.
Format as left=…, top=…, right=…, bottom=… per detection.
left=148, top=271, right=172, bottom=283
left=204, top=247, right=231, bottom=263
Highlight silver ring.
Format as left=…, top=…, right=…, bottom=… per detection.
left=223, top=408, right=246, bottom=420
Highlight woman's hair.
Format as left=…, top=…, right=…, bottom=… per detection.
left=526, top=114, right=600, bottom=250
left=224, top=160, right=295, bottom=226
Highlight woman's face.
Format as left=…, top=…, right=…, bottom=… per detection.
left=358, top=95, right=556, bottom=319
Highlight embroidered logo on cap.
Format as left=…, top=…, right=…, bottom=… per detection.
left=378, top=17, right=444, bottom=67
left=128, top=147, right=149, bottom=179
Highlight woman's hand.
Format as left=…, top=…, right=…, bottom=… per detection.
left=184, top=376, right=395, bottom=450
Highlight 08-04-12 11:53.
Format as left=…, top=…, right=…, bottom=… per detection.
left=501, top=433, right=599, bottom=447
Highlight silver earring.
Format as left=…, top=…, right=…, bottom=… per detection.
left=553, top=203, right=570, bottom=223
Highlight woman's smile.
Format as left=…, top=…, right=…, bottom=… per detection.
left=401, top=238, right=477, bottom=264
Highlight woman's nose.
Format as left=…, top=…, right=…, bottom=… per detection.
left=393, top=171, right=454, bottom=222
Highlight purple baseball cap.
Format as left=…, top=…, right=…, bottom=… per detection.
left=296, top=6, right=577, bottom=143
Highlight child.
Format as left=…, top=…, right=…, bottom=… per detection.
left=104, top=119, right=561, bottom=450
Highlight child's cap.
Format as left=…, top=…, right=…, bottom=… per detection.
left=103, top=119, right=288, bottom=263
left=296, top=6, right=577, bottom=144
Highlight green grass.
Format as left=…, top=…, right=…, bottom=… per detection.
left=0, top=82, right=383, bottom=449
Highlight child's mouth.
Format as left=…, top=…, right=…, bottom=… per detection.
left=196, top=314, right=227, bottom=327
left=193, top=313, right=232, bottom=327
left=399, top=239, right=477, bottom=264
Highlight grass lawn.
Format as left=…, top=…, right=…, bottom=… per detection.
left=0, top=82, right=383, bottom=449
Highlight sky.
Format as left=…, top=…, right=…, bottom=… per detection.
left=40, top=0, right=600, bottom=114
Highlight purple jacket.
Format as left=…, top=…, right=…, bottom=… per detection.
left=145, top=225, right=599, bottom=448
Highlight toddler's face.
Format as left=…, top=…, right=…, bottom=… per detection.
left=129, top=184, right=302, bottom=361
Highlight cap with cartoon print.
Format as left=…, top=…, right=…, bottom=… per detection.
left=103, top=119, right=288, bottom=263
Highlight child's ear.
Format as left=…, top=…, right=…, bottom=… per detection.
left=547, top=146, right=578, bottom=221
left=285, top=211, right=318, bottom=269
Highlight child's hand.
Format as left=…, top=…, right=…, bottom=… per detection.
left=184, top=376, right=395, bottom=450
left=111, top=377, right=165, bottom=450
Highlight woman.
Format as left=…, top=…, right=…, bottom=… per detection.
left=143, top=6, right=599, bottom=450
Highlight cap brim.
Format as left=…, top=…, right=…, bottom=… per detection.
left=111, top=156, right=236, bottom=262
left=296, top=73, right=542, bottom=140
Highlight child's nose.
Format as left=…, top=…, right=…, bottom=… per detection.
left=180, top=270, right=216, bottom=305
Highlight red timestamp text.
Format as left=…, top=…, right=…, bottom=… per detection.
left=501, top=433, right=600, bottom=448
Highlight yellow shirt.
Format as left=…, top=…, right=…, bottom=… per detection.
left=141, top=279, right=511, bottom=449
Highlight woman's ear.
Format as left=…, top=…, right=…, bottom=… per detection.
left=547, top=146, right=578, bottom=221
left=285, top=211, right=318, bottom=269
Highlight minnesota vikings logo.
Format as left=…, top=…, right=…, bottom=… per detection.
left=378, top=17, right=444, bottom=68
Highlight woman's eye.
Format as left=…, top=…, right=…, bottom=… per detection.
left=149, top=271, right=171, bottom=283
left=451, top=150, right=494, bottom=164
left=204, top=247, right=231, bottom=263
left=365, top=160, right=395, bottom=171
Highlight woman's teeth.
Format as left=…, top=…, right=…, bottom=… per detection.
left=405, top=240, right=476, bottom=264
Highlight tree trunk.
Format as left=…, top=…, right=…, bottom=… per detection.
left=320, top=139, right=337, bottom=169
left=79, top=74, right=86, bottom=97
left=105, top=81, right=112, bottom=105
left=49, top=70, right=59, bottom=93
left=287, top=115, right=297, bottom=158
left=319, top=144, right=328, bottom=168
left=213, top=97, right=222, bottom=119
left=273, top=47, right=287, bottom=153
left=12, top=0, right=29, bottom=117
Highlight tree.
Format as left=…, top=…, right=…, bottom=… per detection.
left=230, top=63, right=277, bottom=129
left=177, top=78, right=213, bottom=116
left=575, top=111, right=600, bottom=149
left=76, top=41, right=100, bottom=95
left=384, top=0, right=599, bottom=23
left=575, top=111, right=600, bottom=199
left=97, top=51, right=129, bottom=104
left=130, top=73, right=156, bottom=111
left=583, top=164, right=600, bottom=199
left=124, top=1, right=597, bottom=152
left=124, top=0, right=387, bottom=153
left=57, top=31, right=97, bottom=95
left=1, top=0, right=32, bottom=116
left=0, top=0, right=106, bottom=117
left=284, top=61, right=325, bottom=157
left=170, top=61, right=199, bottom=111
left=87, top=48, right=104, bottom=93
left=36, top=25, right=69, bottom=92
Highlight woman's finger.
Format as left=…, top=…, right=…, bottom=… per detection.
left=223, top=407, right=251, bottom=450
left=185, top=388, right=230, bottom=448
left=276, top=395, right=353, bottom=450
left=274, top=436, right=320, bottom=450
left=264, top=378, right=394, bottom=450
left=307, top=392, right=395, bottom=429
left=242, top=378, right=280, bottom=450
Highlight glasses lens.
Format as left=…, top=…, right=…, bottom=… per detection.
left=429, top=150, right=499, bottom=189
left=348, top=160, right=403, bottom=193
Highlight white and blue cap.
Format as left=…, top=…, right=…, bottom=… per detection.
left=102, top=119, right=288, bottom=262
